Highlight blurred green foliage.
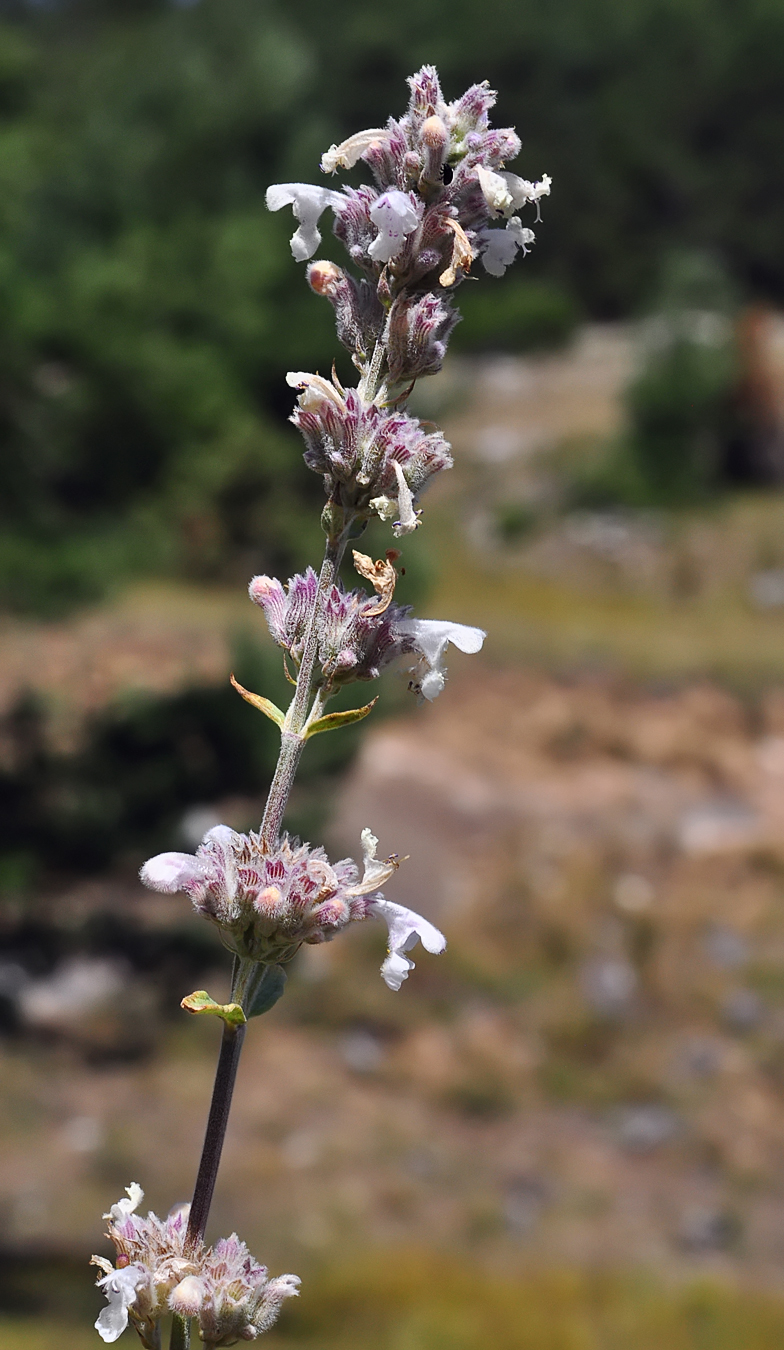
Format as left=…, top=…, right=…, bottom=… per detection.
left=452, top=278, right=578, bottom=354
left=0, top=0, right=781, bottom=607
left=622, top=335, right=735, bottom=504
left=571, top=253, right=746, bottom=507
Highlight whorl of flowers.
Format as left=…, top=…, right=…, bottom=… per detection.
left=141, top=827, right=446, bottom=989
left=267, top=65, right=550, bottom=539
left=249, top=566, right=416, bottom=685
left=141, top=827, right=366, bottom=963
left=92, top=1185, right=299, bottom=1348
left=249, top=566, right=486, bottom=701
left=285, top=373, right=452, bottom=536
left=270, top=65, right=549, bottom=284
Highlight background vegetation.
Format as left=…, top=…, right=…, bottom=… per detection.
left=0, top=0, right=782, bottom=609
left=6, top=2, right=784, bottom=1345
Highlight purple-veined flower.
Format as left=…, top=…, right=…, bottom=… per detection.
left=93, top=1185, right=299, bottom=1347
left=141, top=827, right=445, bottom=989
left=368, top=190, right=422, bottom=264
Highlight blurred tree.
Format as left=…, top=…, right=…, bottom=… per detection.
left=2, top=0, right=784, bottom=608
left=0, top=2, right=335, bottom=612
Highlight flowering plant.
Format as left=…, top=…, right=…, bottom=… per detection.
left=92, top=65, right=548, bottom=1349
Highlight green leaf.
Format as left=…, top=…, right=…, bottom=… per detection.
left=245, top=963, right=287, bottom=1018
left=181, top=989, right=246, bottom=1026
left=230, top=673, right=285, bottom=727
left=305, top=697, right=378, bottom=739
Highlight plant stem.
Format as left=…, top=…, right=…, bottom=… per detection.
left=182, top=533, right=350, bottom=1252
left=185, top=1019, right=246, bottom=1253
left=169, top=1313, right=191, bottom=1350
left=259, top=530, right=348, bottom=850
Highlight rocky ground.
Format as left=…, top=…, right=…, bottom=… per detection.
left=6, top=324, right=784, bottom=1333
left=6, top=665, right=784, bottom=1294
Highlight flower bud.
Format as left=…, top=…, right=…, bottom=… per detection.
left=169, top=1276, right=205, bottom=1317
left=419, top=115, right=449, bottom=184
left=306, top=266, right=385, bottom=363
left=421, top=115, right=448, bottom=151
left=387, top=292, right=460, bottom=383
left=291, top=386, right=452, bottom=528
left=307, top=260, right=343, bottom=296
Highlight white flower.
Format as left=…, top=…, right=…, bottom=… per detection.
left=105, top=1182, right=144, bottom=1223
left=346, top=829, right=445, bottom=988
left=95, top=1264, right=146, bottom=1343
left=285, top=370, right=346, bottom=411
left=140, top=826, right=240, bottom=900
left=265, top=183, right=345, bottom=262
left=347, top=827, right=400, bottom=896
left=368, top=190, right=421, bottom=264
left=321, top=128, right=390, bottom=174
left=368, top=896, right=446, bottom=990
left=395, top=618, right=486, bottom=700
left=476, top=165, right=516, bottom=215
left=370, top=462, right=420, bottom=536
left=476, top=168, right=551, bottom=222
left=139, top=852, right=204, bottom=894
left=479, top=217, right=535, bottom=277
left=503, top=172, right=552, bottom=219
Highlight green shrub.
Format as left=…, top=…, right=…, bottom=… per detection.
left=452, top=279, right=578, bottom=354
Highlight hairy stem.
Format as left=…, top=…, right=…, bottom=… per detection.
left=169, top=1313, right=191, bottom=1350
left=183, top=533, right=350, bottom=1249
left=259, top=530, right=348, bottom=850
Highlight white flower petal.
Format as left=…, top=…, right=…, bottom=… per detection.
left=106, top=1182, right=143, bottom=1221
left=368, top=190, right=421, bottom=264
left=396, top=618, right=485, bottom=702
left=499, top=172, right=552, bottom=213
left=397, top=618, right=486, bottom=663
left=479, top=216, right=535, bottom=277
left=285, top=371, right=345, bottom=411
left=419, top=669, right=446, bottom=701
left=533, top=173, right=552, bottom=200
left=390, top=460, right=419, bottom=537
left=321, top=128, right=390, bottom=173
left=476, top=165, right=515, bottom=215
left=139, top=852, right=205, bottom=895
left=266, top=183, right=345, bottom=262
left=506, top=217, right=536, bottom=253
left=380, top=949, right=415, bottom=991
left=368, top=493, right=397, bottom=522
left=480, top=230, right=517, bottom=277
left=347, top=827, right=399, bottom=896
left=369, top=897, right=446, bottom=990
left=95, top=1265, right=145, bottom=1343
